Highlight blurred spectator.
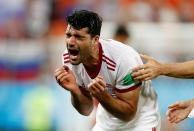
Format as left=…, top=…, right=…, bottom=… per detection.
left=159, top=0, right=179, bottom=22
left=0, top=0, right=26, bottom=38
left=113, top=24, right=130, bottom=44
left=25, top=0, right=52, bottom=38
left=179, top=0, right=194, bottom=22
left=128, top=0, right=153, bottom=22
left=47, top=0, right=77, bottom=37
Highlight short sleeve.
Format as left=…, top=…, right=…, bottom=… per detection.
left=115, top=49, right=142, bottom=93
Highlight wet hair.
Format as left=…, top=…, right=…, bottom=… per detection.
left=66, top=10, right=102, bottom=38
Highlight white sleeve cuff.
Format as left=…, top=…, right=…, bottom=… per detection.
left=188, top=108, right=194, bottom=118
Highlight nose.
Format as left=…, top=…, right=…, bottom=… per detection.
left=67, top=36, right=76, bottom=48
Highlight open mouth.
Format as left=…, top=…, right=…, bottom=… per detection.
left=68, top=49, right=80, bottom=61
left=68, top=49, right=79, bottom=56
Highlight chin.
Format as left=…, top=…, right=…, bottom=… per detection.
left=70, top=60, right=81, bottom=65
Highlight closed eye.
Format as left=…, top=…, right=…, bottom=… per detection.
left=66, top=33, right=71, bottom=38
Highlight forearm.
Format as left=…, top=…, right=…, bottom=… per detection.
left=71, top=88, right=93, bottom=116
left=97, top=92, right=137, bottom=122
left=161, top=61, right=194, bottom=78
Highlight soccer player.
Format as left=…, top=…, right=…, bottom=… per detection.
left=113, top=24, right=130, bottom=44
left=55, top=10, right=160, bottom=131
left=131, top=54, right=194, bottom=123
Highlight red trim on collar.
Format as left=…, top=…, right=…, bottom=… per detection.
left=84, top=42, right=103, bottom=79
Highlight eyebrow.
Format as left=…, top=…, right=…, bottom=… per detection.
left=74, top=34, right=85, bottom=38
left=66, top=32, right=85, bottom=39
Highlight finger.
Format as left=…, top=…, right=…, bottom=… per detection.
left=63, top=65, right=70, bottom=71
left=174, top=118, right=182, bottom=123
left=55, top=67, right=64, bottom=73
left=168, top=102, right=180, bottom=109
left=132, top=65, right=146, bottom=72
left=56, top=72, right=67, bottom=82
left=88, top=84, right=101, bottom=95
left=60, top=75, right=69, bottom=83
left=141, top=74, right=155, bottom=81
left=169, top=110, right=180, bottom=123
left=132, top=69, right=146, bottom=77
left=133, top=73, right=151, bottom=81
left=97, top=75, right=103, bottom=80
left=88, top=81, right=99, bottom=91
left=96, top=77, right=106, bottom=88
left=167, top=114, right=173, bottom=122
left=166, top=110, right=172, bottom=118
left=166, top=109, right=176, bottom=119
left=167, top=111, right=177, bottom=123
left=132, top=69, right=150, bottom=78
left=169, top=116, right=178, bottom=123
left=140, top=54, right=153, bottom=61
left=92, top=79, right=105, bottom=92
left=55, top=70, right=65, bottom=79
left=144, top=76, right=153, bottom=81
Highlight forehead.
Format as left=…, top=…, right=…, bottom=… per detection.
left=66, top=25, right=89, bottom=35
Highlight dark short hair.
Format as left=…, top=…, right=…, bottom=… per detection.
left=66, top=10, right=102, bottom=38
left=114, top=25, right=130, bottom=37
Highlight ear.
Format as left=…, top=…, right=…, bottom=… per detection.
left=93, top=35, right=100, bottom=43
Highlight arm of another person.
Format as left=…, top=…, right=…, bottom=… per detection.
left=88, top=76, right=139, bottom=122
left=166, top=99, right=194, bottom=123
left=55, top=65, right=94, bottom=116
left=132, top=54, right=194, bottom=81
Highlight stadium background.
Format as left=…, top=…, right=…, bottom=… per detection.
left=0, top=0, right=194, bottom=130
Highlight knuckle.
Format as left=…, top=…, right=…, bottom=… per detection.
left=60, top=78, right=63, bottom=82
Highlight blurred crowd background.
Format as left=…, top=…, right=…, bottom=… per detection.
left=0, top=0, right=194, bottom=131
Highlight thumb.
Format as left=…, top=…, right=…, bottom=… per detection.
left=140, top=54, right=153, bottom=61
left=168, top=102, right=179, bottom=109
left=63, top=65, right=70, bottom=71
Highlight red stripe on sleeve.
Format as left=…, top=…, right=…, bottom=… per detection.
left=102, top=59, right=116, bottom=68
left=102, top=55, right=116, bottom=65
left=63, top=53, right=69, bottom=56
left=64, top=56, right=69, bottom=60
left=64, top=60, right=70, bottom=63
left=107, top=66, right=115, bottom=71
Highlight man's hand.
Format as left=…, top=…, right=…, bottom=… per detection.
left=166, top=100, right=193, bottom=123
left=132, top=54, right=163, bottom=81
left=55, top=65, right=78, bottom=91
left=88, top=76, right=106, bottom=100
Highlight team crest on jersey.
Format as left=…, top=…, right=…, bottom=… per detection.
left=122, top=72, right=135, bottom=85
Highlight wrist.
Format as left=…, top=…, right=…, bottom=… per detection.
left=71, top=84, right=80, bottom=95
left=96, top=91, right=110, bottom=103
left=160, top=63, right=168, bottom=75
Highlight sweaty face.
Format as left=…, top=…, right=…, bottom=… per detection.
left=65, top=25, right=93, bottom=65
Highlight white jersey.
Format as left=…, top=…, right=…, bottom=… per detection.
left=63, top=39, right=160, bottom=131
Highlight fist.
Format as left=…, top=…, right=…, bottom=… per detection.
left=88, top=76, right=106, bottom=99
left=55, top=65, right=78, bottom=91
